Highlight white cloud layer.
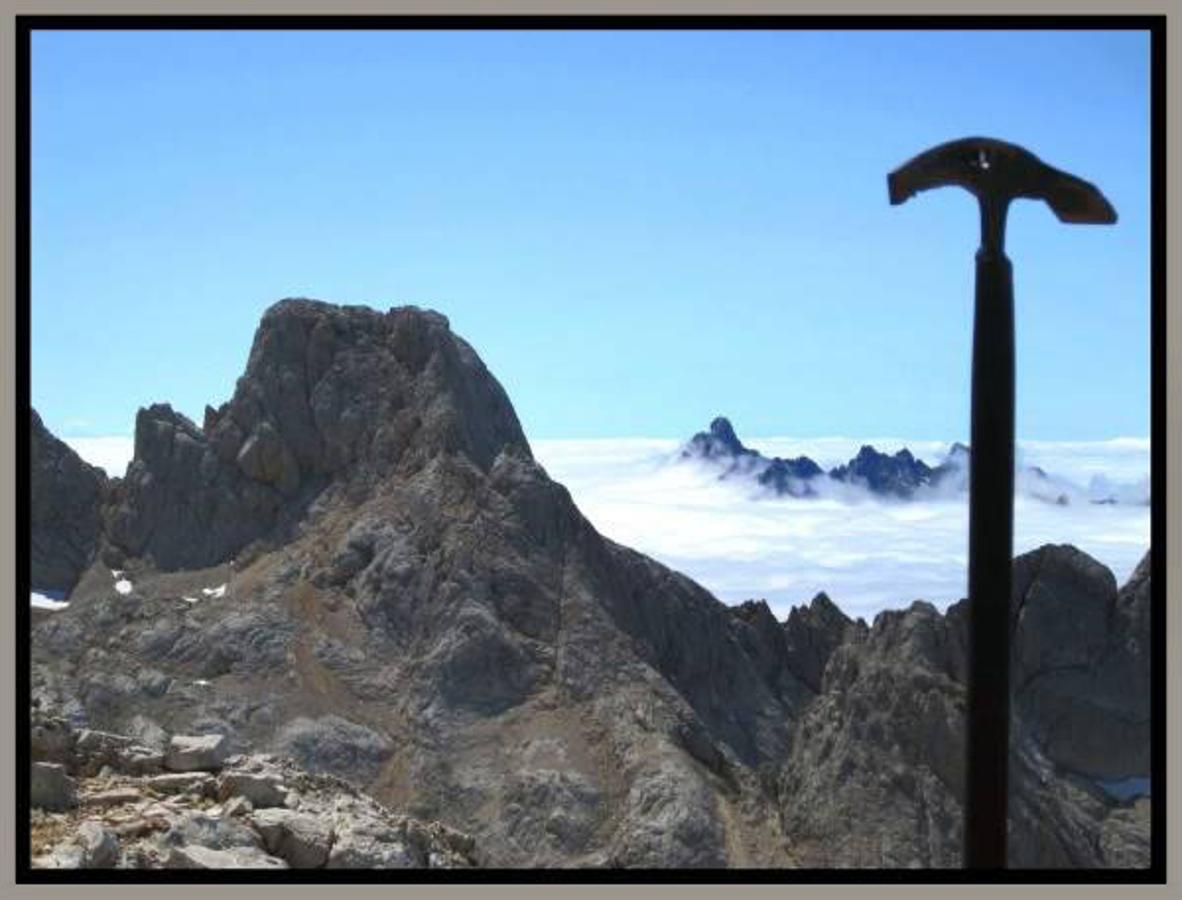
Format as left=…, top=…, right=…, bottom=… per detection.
left=532, top=437, right=1151, bottom=622
left=62, top=433, right=1150, bottom=623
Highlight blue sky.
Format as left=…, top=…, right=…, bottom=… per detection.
left=31, top=28, right=1150, bottom=443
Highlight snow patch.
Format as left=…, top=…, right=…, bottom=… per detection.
left=31, top=591, right=69, bottom=611
left=202, top=584, right=227, bottom=599
left=114, top=579, right=133, bottom=595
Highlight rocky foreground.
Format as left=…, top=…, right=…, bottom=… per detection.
left=31, top=713, right=476, bottom=869
left=29, top=298, right=1152, bottom=868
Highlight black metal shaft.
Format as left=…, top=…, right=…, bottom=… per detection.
left=964, top=244, right=1015, bottom=869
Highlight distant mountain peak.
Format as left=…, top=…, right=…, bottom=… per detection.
left=681, top=417, right=821, bottom=497
left=708, top=416, right=744, bottom=452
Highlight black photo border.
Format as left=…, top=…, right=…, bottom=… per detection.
left=13, top=12, right=1168, bottom=886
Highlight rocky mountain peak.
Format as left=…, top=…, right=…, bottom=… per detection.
left=707, top=416, right=744, bottom=450
left=683, top=416, right=752, bottom=461
left=829, top=443, right=936, bottom=498
left=106, top=299, right=532, bottom=571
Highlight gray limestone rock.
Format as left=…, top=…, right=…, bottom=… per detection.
left=1013, top=546, right=1151, bottom=780
left=75, top=822, right=120, bottom=868
left=165, top=734, right=228, bottom=773
left=250, top=808, right=333, bottom=868
left=217, top=771, right=288, bottom=808
left=31, top=762, right=77, bottom=811
left=165, top=844, right=288, bottom=869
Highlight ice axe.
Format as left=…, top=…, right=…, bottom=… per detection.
left=887, top=137, right=1116, bottom=869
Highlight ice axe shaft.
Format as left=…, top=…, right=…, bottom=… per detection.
left=967, top=247, right=1014, bottom=868
left=887, top=136, right=1115, bottom=870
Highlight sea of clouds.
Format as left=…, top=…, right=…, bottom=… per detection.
left=530, top=436, right=1151, bottom=622
left=65, top=434, right=1151, bottom=623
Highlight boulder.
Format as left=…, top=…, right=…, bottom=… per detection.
left=75, top=822, right=120, bottom=868
left=30, top=714, right=76, bottom=765
left=327, top=821, right=417, bottom=869
left=31, top=762, right=77, bottom=811
left=165, top=734, right=228, bottom=773
left=74, top=728, right=162, bottom=776
left=217, top=771, right=288, bottom=808
left=250, top=808, right=333, bottom=868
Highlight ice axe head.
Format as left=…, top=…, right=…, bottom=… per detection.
left=888, top=136, right=1116, bottom=252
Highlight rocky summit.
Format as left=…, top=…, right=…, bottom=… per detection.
left=680, top=417, right=954, bottom=499
left=29, top=298, right=1151, bottom=869
left=677, top=419, right=1123, bottom=505
left=682, top=417, right=823, bottom=498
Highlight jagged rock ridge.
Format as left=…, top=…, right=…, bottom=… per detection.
left=680, top=417, right=1142, bottom=505
left=29, top=299, right=1152, bottom=868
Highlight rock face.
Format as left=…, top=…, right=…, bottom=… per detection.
left=1012, top=547, right=1152, bottom=781
left=29, top=299, right=1152, bottom=869
left=30, top=409, right=107, bottom=593
left=106, top=301, right=529, bottom=571
left=165, top=734, right=229, bottom=773
left=778, top=544, right=1152, bottom=868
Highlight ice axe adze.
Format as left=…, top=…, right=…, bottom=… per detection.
left=887, top=137, right=1116, bottom=869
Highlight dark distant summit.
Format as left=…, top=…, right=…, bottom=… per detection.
left=828, top=445, right=949, bottom=498
left=680, top=417, right=960, bottom=500
left=683, top=417, right=756, bottom=462
left=681, top=417, right=826, bottom=498
left=677, top=419, right=1122, bottom=504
